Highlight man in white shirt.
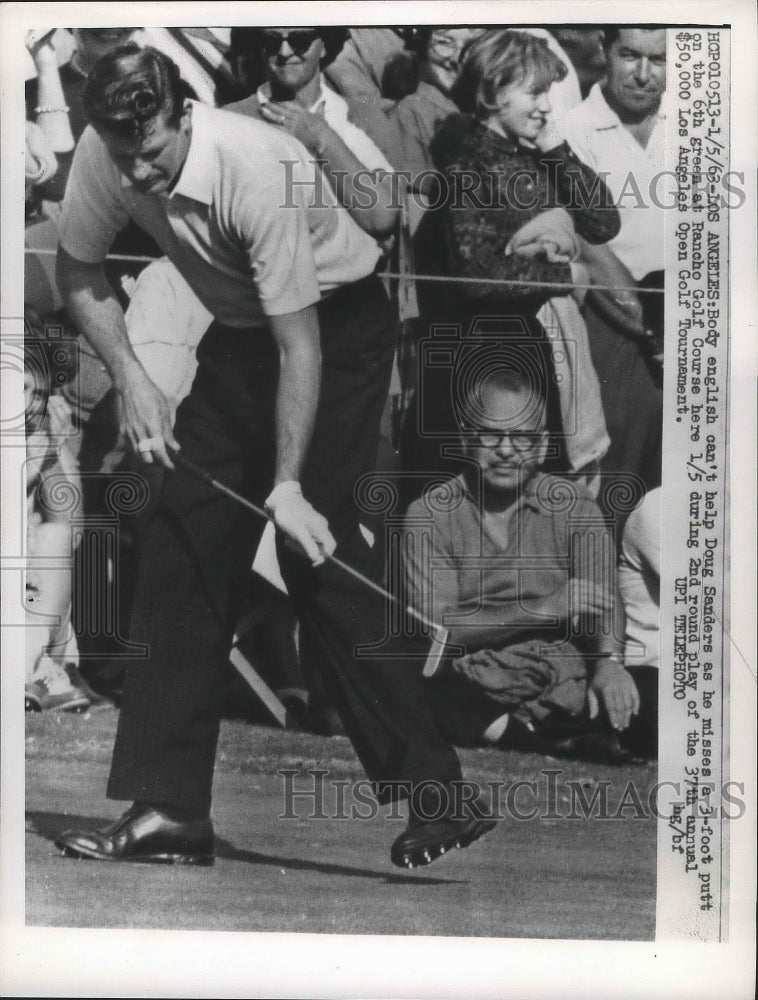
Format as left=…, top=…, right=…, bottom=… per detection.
left=226, top=26, right=397, bottom=240
left=560, top=26, right=669, bottom=282
left=558, top=28, right=668, bottom=514
left=54, top=45, right=495, bottom=872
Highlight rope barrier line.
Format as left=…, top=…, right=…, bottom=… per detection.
left=26, top=247, right=157, bottom=265
left=379, top=270, right=664, bottom=295
left=24, top=246, right=665, bottom=296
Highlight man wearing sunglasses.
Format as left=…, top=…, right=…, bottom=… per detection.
left=227, top=27, right=398, bottom=240
left=404, top=367, right=644, bottom=761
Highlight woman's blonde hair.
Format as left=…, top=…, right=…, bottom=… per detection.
left=451, top=30, right=567, bottom=119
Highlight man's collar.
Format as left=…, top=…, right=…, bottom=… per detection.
left=257, top=74, right=329, bottom=114
left=587, top=81, right=667, bottom=132
left=584, top=83, right=623, bottom=130
left=120, top=101, right=213, bottom=205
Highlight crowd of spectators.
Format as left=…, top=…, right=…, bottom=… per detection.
left=24, top=25, right=665, bottom=763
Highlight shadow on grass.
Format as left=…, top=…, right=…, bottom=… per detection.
left=27, top=811, right=465, bottom=886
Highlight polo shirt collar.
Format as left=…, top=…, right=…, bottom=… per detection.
left=119, top=100, right=213, bottom=205
left=168, top=101, right=213, bottom=204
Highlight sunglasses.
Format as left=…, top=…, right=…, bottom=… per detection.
left=473, top=429, right=544, bottom=452
left=261, top=29, right=320, bottom=56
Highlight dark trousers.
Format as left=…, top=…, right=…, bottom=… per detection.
left=107, top=276, right=462, bottom=814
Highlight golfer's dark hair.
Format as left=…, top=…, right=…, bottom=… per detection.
left=83, top=44, right=195, bottom=138
left=451, top=29, right=566, bottom=120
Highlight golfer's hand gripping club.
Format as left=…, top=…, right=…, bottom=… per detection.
left=264, top=481, right=336, bottom=566
left=168, top=448, right=451, bottom=674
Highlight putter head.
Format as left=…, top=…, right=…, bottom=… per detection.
left=422, top=626, right=450, bottom=678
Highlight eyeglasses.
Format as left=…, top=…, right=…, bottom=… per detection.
left=261, top=29, right=320, bottom=56
left=429, top=34, right=467, bottom=58
left=473, top=429, right=544, bottom=452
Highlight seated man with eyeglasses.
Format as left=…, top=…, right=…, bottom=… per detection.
left=403, top=367, right=645, bottom=762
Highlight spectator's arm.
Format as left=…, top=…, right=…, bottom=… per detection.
left=563, top=495, right=640, bottom=730
left=26, top=30, right=74, bottom=154
left=259, top=102, right=398, bottom=238
left=536, top=140, right=620, bottom=244
left=566, top=498, right=624, bottom=658
left=25, top=122, right=58, bottom=187
left=443, top=167, right=574, bottom=303
left=579, top=238, right=649, bottom=339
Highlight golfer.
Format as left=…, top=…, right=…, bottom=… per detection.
left=54, top=46, right=495, bottom=869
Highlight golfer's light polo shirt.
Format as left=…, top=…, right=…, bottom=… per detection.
left=559, top=83, right=671, bottom=280
left=59, top=101, right=381, bottom=328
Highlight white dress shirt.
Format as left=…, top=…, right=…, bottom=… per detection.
left=559, top=83, right=671, bottom=279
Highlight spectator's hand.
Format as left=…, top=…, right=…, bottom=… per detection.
left=588, top=659, right=640, bottom=731
left=259, top=101, right=331, bottom=157
left=25, top=29, right=59, bottom=69
left=264, top=481, right=336, bottom=566
left=506, top=208, right=577, bottom=262
left=116, top=367, right=179, bottom=468
left=533, top=115, right=564, bottom=153
left=542, top=240, right=573, bottom=264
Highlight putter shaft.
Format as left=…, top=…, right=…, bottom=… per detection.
left=170, top=449, right=445, bottom=638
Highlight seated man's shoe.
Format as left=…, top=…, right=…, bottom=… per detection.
left=390, top=786, right=497, bottom=869
left=55, top=804, right=215, bottom=866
